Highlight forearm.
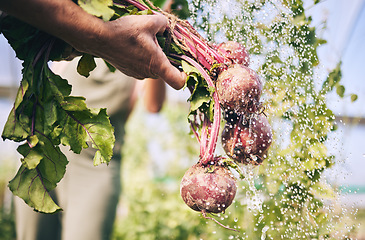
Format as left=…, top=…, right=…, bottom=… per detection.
left=0, top=0, right=104, bottom=53
left=144, top=78, right=166, bottom=113
left=0, top=0, right=186, bottom=89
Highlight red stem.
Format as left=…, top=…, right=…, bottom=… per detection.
left=202, top=91, right=221, bottom=164
left=200, top=117, right=208, bottom=157
left=174, top=24, right=224, bottom=64
left=176, top=54, right=221, bottom=164
left=121, top=0, right=147, bottom=11
left=183, top=20, right=226, bottom=63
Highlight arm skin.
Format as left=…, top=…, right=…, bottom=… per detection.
left=0, top=0, right=186, bottom=90
left=128, top=77, right=166, bottom=116
left=143, top=78, right=166, bottom=113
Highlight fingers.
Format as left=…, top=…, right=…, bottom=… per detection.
left=146, top=14, right=169, bottom=35
left=143, top=15, right=187, bottom=89
left=149, top=37, right=187, bottom=89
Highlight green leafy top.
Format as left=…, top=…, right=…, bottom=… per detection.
left=182, top=61, right=215, bottom=123
left=0, top=1, right=117, bottom=213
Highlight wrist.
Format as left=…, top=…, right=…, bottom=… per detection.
left=52, top=3, right=107, bottom=56
left=64, top=17, right=106, bottom=56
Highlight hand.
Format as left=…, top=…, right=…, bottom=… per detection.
left=0, top=0, right=186, bottom=90
left=75, top=15, right=186, bottom=90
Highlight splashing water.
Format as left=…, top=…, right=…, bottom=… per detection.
left=185, top=0, right=360, bottom=238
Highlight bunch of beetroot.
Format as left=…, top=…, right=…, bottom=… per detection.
left=118, top=0, right=272, bottom=229
left=179, top=40, right=273, bottom=225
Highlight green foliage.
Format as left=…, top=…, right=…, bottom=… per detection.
left=78, top=0, right=115, bottom=21
left=350, top=94, right=358, bottom=102
left=0, top=209, right=15, bottom=240
left=0, top=161, right=16, bottom=240
left=183, top=61, right=215, bottom=122
left=0, top=14, right=114, bottom=213
left=321, top=62, right=357, bottom=100
left=77, top=54, right=97, bottom=77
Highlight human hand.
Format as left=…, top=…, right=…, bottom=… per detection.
left=0, top=0, right=185, bottom=89
left=75, top=14, right=186, bottom=90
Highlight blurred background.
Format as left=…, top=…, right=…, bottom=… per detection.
left=0, top=0, right=364, bottom=239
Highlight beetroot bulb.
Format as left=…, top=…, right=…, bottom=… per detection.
left=180, top=163, right=237, bottom=214
left=216, top=64, right=263, bottom=114
left=216, top=41, right=250, bottom=66
left=221, top=113, right=272, bottom=165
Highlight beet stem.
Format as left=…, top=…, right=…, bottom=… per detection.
left=200, top=117, right=208, bottom=156
left=175, top=54, right=221, bottom=164
left=173, top=25, right=218, bottom=67
left=120, top=0, right=147, bottom=10
left=203, top=90, right=221, bottom=163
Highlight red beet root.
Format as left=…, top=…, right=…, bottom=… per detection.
left=216, top=64, right=262, bottom=114
left=221, top=114, right=272, bottom=165
left=180, top=163, right=237, bottom=214
left=216, top=41, right=250, bottom=66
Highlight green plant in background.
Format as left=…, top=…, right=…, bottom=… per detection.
left=0, top=160, right=16, bottom=240
left=112, top=0, right=360, bottom=239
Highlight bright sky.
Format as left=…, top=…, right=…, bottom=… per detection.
left=312, top=0, right=365, bottom=118
left=0, top=36, right=21, bottom=86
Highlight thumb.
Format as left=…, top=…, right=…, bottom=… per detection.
left=159, top=62, right=187, bottom=90
left=145, top=15, right=187, bottom=89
